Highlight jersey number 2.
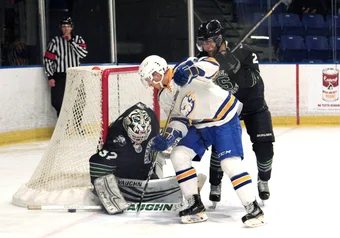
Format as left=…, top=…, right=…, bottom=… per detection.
left=252, top=53, right=259, bottom=64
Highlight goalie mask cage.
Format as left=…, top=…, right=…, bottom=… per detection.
left=12, top=66, right=160, bottom=207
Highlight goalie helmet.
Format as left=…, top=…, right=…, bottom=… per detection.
left=123, top=108, right=152, bottom=148
left=138, top=55, right=168, bottom=88
left=196, top=19, right=223, bottom=52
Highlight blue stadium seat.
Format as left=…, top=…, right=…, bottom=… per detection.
left=305, top=36, right=330, bottom=61
left=329, top=36, right=340, bottom=61
left=302, top=14, right=328, bottom=37
left=329, top=36, right=340, bottom=50
left=326, top=15, right=340, bottom=26
left=252, top=13, right=280, bottom=45
left=326, top=15, right=340, bottom=36
left=278, top=35, right=308, bottom=62
left=277, top=13, right=304, bottom=37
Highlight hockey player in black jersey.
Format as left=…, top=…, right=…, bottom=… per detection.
left=196, top=19, right=275, bottom=204
left=90, top=102, right=160, bottom=182
left=89, top=102, right=183, bottom=214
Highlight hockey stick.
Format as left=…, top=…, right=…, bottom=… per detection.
left=27, top=203, right=183, bottom=213
left=136, top=89, right=181, bottom=213
left=231, top=0, right=292, bottom=53
left=28, top=205, right=103, bottom=212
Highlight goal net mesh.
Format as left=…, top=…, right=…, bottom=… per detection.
left=12, top=66, right=158, bottom=207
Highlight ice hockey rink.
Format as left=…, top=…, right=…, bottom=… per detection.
left=1, top=126, right=339, bottom=238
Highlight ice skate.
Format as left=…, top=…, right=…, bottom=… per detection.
left=209, top=184, right=221, bottom=209
left=179, top=194, right=208, bottom=224
left=258, top=178, right=270, bottom=200
left=242, top=200, right=265, bottom=227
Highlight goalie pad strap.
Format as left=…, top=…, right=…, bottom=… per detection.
left=94, top=174, right=129, bottom=214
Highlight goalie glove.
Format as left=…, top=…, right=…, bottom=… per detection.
left=173, top=59, right=200, bottom=86
left=151, top=127, right=183, bottom=151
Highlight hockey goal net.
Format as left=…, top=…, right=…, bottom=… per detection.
left=12, top=66, right=159, bottom=207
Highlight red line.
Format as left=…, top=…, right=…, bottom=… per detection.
left=101, top=69, right=109, bottom=143
left=296, top=64, right=300, bottom=125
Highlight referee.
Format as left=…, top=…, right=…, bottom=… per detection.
left=44, top=17, right=88, bottom=117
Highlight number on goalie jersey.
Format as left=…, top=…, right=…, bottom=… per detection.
left=89, top=102, right=160, bottom=184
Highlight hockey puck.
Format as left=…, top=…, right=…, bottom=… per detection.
left=68, top=209, right=77, bottom=213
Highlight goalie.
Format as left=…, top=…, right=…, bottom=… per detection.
left=89, top=102, right=183, bottom=214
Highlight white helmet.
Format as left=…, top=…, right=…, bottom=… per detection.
left=138, top=55, right=168, bottom=88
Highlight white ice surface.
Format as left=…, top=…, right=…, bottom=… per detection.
left=1, top=127, right=340, bottom=238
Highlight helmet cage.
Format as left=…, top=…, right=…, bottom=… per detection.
left=123, top=109, right=152, bottom=145
left=196, top=35, right=223, bottom=52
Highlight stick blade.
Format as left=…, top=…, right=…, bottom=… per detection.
left=27, top=205, right=42, bottom=210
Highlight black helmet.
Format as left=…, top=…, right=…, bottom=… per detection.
left=60, top=17, right=73, bottom=28
left=197, top=19, right=223, bottom=40
left=196, top=19, right=223, bottom=51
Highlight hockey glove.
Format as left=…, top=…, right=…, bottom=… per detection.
left=173, top=60, right=199, bottom=86
left=151, top=127, right=183, bottom=151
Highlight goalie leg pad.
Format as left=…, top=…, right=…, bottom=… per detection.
left=94, top=174, right=129, bottom=214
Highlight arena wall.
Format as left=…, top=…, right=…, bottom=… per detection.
left=0, top=64, right=339, bottom=145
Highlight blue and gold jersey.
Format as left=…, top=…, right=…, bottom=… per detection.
left=158, top=57, right=243, bottom=137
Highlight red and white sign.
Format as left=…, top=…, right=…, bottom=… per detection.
left=308, top=67, right=340, bottom=111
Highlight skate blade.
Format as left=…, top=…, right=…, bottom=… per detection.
left=259, top=199, right=265, bottom=207
left=243, top=215, right=265, bottom=228
left=256, top=197, right=266, bottom=207
left=181, top=212, right=208, bottom=224
left=209, top=202, right=218, bottom=209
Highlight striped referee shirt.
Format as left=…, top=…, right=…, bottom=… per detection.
left=44, top=34, right=88, bottom=79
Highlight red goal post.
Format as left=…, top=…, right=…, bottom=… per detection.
left=101, top=66, right=160, bottom=142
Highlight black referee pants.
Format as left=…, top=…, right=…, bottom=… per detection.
left=51, top=72, right=66, bottom=117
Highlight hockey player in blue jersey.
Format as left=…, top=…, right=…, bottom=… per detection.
left=138, top=55, right=265, bottom=227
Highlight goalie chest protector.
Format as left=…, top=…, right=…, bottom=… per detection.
left=103, top=103, right=160, bottom=180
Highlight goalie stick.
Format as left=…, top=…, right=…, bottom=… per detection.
left=27, top=203, right=183, bottom=213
